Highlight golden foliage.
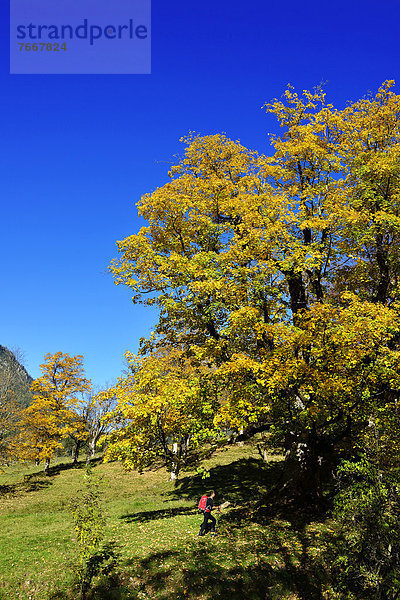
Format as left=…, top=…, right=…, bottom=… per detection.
left=110, top=82, right=400, bottom=479
left=103, top=348, right=217, bottom=475
left=15, top=352, right=91, bottom=467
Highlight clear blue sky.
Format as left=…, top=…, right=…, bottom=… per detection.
left=1, top=0, right=400, bottom=386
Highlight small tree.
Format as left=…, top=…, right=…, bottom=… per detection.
left=104, top=348, right=217, bottom=479
left=69, top=468, right=117, bottom=600
left=16, top=352, right=91, bottom=471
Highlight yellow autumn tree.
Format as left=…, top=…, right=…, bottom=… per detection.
left=103, top=347, right=217, bottom=479
left=15, top=352, right=91, bottom=472
left=110, top=82, right=400, bottom=496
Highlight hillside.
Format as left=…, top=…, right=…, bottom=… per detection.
left=0, top=440, right=336, bottom=600
left=0, top=345, right=33, bottom=407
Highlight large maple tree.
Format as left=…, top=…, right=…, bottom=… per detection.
left=110, top=82, right=400, bottom=493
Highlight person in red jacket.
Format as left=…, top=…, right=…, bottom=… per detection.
left=198, top=490, right=218, bottom=537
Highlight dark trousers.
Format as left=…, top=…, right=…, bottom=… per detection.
left=199, top=511, right=216, bottom=535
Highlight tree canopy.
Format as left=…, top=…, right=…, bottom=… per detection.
left=16, top=352, right=92, bottom=471
left=109, top=81, right=400, bottom=492
left=104, top=347, right=217, bottom=479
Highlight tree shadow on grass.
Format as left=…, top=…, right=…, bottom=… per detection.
left=0, top=457, right=103, bottom=499
left=49, top=575, right=135, bottom=600
left=122, top=528, right=326, bottom=600
left=111, top=457, right=329, bottom=600
left=119, top=458, right=284, bottom=526
left=120, top=505, right=195, bottom=523
left=52, top=456, right=330, bottom=600
left=47, top=456, right=102, bottom=477
left=171, top=456, right=284, bottom=508
left=0, top=472, right=52, bottom=497
left=122, top=455, right=327, bottom=599
left=123, top=547, right=273, bottom=600
left=170, top=454, right=327, bottom=530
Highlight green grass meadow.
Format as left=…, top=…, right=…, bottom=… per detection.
left=0, top=441, right=338, bottom=600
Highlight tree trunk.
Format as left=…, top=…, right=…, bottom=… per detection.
left=374, top=233, right=390, bottom=303
left=44, top=457, right=50, bottom=473
left=86, top=434, right=99, bottom=464
left=287, top=271, right=308, bottom=319
left=283, top=431, right=335, bottom=502
left=237, top=428, right=244, bottom=446
left=72, top=440, right=81, bottom=464
left=180, top=436, right=190, bottom=464
left=170, top=442, right=179, bottom=480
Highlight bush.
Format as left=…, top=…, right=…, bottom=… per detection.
left=68, top=467, right=119, bottom=600
left=328, top=456, right=400, bottom=600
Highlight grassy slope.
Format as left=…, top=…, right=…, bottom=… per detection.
left=0, top=440, right=336, bottom=600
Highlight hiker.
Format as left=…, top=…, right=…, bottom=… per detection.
left=198, top=490, right=219, bottom=537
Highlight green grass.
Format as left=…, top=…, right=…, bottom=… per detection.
left=0, top=441, right=337, bottom=600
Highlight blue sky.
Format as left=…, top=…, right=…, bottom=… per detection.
left=1, top=0, right=400, bottom=386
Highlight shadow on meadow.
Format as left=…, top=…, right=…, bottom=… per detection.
left=48, top=456, right=333, bottom=600
left=0, top=471, right=53, bottom=497
left=120, top=505, right=195, bottom=523
left=49, top=577, right=135, bottom=600
left=0, top=457, right=102, bottom=499
left=122, top=522, right=328, bottom=600
left=173, top=455, right=328, bottom=529
left=47, top=456, right=103, bottom=477
left=172, top=456, right=284, bottom=508
left=49, top=522, right=330, bottom=600
left=117, top=457, right=283, bottom=526
left=115, top=457, right=329, bottom=600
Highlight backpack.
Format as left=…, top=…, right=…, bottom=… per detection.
left=198, top=494, right=208, bottom=512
